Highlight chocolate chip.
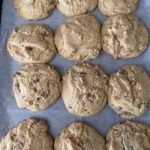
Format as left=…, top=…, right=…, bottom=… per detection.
left=120, top=69, right=126, bottom=75
left=37, top=97, right=40, bottom=101
left=94, top=70, right=101, bottom=76
left=15, top=83, right=21, bottom=92
left=75, top=72, right=86, bottom=77
left=87, top=93, right=95, bottom=99
left=68, top=105, right=72, bottom=109
left=12, top=72, right=21, bottom=78
left=116, top=107, right=122, bottom=111
left=25, top=47, right=33, bottom=51
left=32, top=74, right=39, bottom=83
left=41, top=91, right=50, bottom=98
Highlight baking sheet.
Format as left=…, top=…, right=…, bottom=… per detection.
left=0, top=0, right=150, bottom=139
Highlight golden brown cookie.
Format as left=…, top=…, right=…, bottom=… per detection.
left=108, top=65, right=150, bottom=119
left=57, top=0, right=98, bottom=17
left=7, top=24, right=56, bottom=64
left=62, top=63, right=109, bottom=117
left=106, top=121, right=150, bottom=150
left=0, top=118, right=53, bottom=150
left=102, top=15, right=148, bottom=59
left=13, top=64, right=61, bottom=112
left=98, top=0, right=139, bottom=16
left=14, top=0, right=56, bottom=20
left=55, top=122, right=106, bottom=150
left=55, top=14, right=101, bottom=62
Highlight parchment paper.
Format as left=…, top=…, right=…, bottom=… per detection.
left=0, top=0, right=150, bottom=139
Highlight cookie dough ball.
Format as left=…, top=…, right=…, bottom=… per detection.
left=108, top=65, right=150, bottom=119
left=7, top=24, right=56, bottom=64
left=0, top=118, right=53, bottom=150
left=55, top=122, right=106, bottom=150
left=57, top=0, right=98, bottom=17
left=13, top=64, right=61, bottom=112
left=102, top=15, right=148, bottom=59
left=106, top=121, right=150, bottom=150
left=14, top=0, right=56, bottom=20
left=55, top=14, right=101, bottom=62
left=62, top=63, right=109, bottom=117
left=98, top=0, right=139, bottom=16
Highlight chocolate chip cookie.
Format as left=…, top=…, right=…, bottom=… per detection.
left=57, top=0, right=98, bottom=17
left=108, top=65, right=150, bottom=119
left=7, top=24, right=56, bottom=64
left=62, top=63, right=109, bottom=117
left=98, top=0, right=139, bottom=16
left=106, top=121, right=150, bottom=150
left=55, top=14, right=101, bottom=62
left=13, top=64, right=61, bottom=112
left=55, top=122, right=106, bottom=150
left=102, top=15, right=148, bottom=59
left=14, top=0, right=56, bottom=20
left=0, top=118, right=53, bottom=150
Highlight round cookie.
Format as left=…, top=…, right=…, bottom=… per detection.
left=14, top=0, right=56, bottom=20
left=57, top=0, right=98, bottom=17
left=62, top=63, right=109, bottom=117
left=7, top=24, right=56, bottom=64
left=13, top=64, right=61, bottom=112
left=102, top=15, right=148, bottom=59
left=55, top=14, right=101, bottom=62
left=0, top=118, right=53, bottom=150
left=108, top=65, right=150, bottom=119
left=55, top=122, right=106, bottom=150
left=106, top=121, right=150, bottom=150
left=98, top=0, right=139, bottom=16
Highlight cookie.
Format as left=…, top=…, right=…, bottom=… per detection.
left=98, top=0, right=139, bottom=16
left=55, top=122, right=106, bottom=150
left=57, top=0, right=98, bottom=17
left=55, top=14, right=101, bottom=62
left=13, top=64, right=61, bottom=112
left=14, top=0, right=56, bottom=20
left=108, top=65, right=150, bottom=119
left=7, top=24, right=56, bottom=64
left=106, top=121, right=150, bottom=150
left=62, top=63, right=109, bottom=117
left=0, top=118, right=53, bottom=150
left=102, top=15, right=148, bottom=59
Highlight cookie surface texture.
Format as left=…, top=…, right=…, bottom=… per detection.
left=14, top=0, right=56, bottom=20
left=13, top=64, right=61, bottom=112
left=7, top=24, right=56, bottom=64
left=57, top=0, right=98, bottom=17
left=106, top=121, right=150, bottom=150
left=62, top=63, right=108, bottom=117
left=102, top=15, right=148, bottom=59
left=55, top=122, right=106, bottom=150
left=55, top=14, right=101, bottom=62
left=0, top=118, right=53, bottom=150
left=98, top=0, right=138, bottom=16
left=108, top=65, right=150, bottom=119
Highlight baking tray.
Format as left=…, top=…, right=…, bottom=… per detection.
left=0, top=0, right=150, bottom=139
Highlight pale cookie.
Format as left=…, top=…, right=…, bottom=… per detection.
left=102, top=15, right=148, bottom=59
left=98, top=0, right=139, bottom=16
left=7, top=24, right=56, bottom=64
left=0, top=118, right=53, bottom=150
left=108, top=65, right=150, bottom=119
left=106, top=121, right=150, bottom=150
left=55, top=122, right=106, bottom=150
left=62, top=63, right=108, bottom=117
left=55, top=14, right=101, bottom=62
left=57, top=0, right=98, bottom=17
left=13, top=64, right=61, bottom=112
left=14, top=0, right=56, bottom=20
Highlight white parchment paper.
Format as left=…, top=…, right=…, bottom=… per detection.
left=0, top=0, right=150, bottom=139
